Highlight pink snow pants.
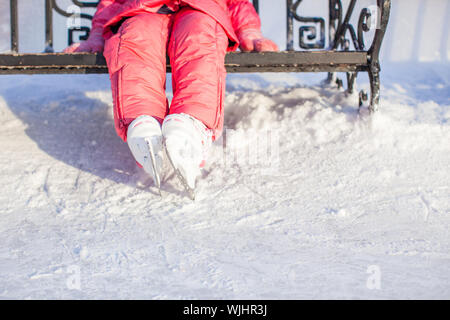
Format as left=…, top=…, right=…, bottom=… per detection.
left=103, top=7, right=229, bottom=142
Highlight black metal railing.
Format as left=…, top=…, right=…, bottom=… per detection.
left=9, top=0, right=390, bottom=56
left=287, top=0, right=390, bottom=53
left=9, top=0, right=259, bottom=53
left=10, top=0, right=18, bottom=53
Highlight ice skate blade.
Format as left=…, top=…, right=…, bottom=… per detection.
left=163, top=139, right=196, bottom=201
left=144, top=138, right=162, bottom=195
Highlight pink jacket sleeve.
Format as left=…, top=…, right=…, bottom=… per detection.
left=91, top=0, right=119, bottom=33
left=227, top=0, right=262, bottom=36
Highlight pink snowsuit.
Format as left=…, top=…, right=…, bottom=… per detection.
left=90, top=0, right=263, bottom=141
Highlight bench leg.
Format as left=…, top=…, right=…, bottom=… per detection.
left=346, top=72, right=357, bottom=95
left=368, top=68, right=380, bottom=113
left=325, top=72, right=336, bottom=85
left=325, top=72, right=344, bottom=90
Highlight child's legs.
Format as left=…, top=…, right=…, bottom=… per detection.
left=104, top=13, right=171, bottom=142
left=168, top=7, right=229, bottom=140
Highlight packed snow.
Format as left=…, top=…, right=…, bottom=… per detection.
left=0, top=0, right=449, bottom=299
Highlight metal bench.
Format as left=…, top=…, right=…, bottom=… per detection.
left=0, top=0, right=391, bottom=112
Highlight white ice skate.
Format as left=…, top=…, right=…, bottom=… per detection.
left=162, top=113, right=213, bottom=200
left=127, top=115, right=164, bottom=194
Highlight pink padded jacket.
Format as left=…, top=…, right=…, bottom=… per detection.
left=91, top=0, right=262, bottom=51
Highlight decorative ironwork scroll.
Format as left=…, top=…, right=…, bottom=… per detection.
left=287, top=0, right=378, bottom=52
left=57, top=0, right=99, bottom=45
left=50, top=0, right=259, bottom=48
left=286, top=0, right=389, bottom=111
left=357, top=8, right=372, bottom=50
left=291, top=0, right=326, bottom=49
left=45, top=0, right=100, bottom=51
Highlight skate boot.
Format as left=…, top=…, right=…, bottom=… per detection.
left=127, top=115, right=164, bottom=193
left=162, top=113, right=213, bottom=200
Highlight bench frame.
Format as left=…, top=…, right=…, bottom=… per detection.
left=0, top=0, right=391, bottom=112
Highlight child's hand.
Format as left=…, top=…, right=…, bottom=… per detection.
left=238, top=29, right=279, bottom=52
left=63, top=30, right=105, bottom=53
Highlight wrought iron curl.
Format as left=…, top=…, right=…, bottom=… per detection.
left=71, top=0, right=100, bottom=8
left=330, top=0, right=378, bottom=52
left=52, top=0, right=96, bottom=19
left=289, top=0, right=378, bottom=52
left=290, top=0, right=326, bottom=49
left=357, top=8, right=372, bottom=50
left=52, top=0, right=100, bottom=45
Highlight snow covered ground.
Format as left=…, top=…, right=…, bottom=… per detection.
left=0, top=1, right=449, bottom=300
left=0, top=63, right=448, bottom=299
